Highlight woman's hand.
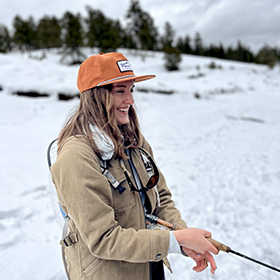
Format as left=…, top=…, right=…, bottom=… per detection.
left=173, top=228, right=219, bottom=274
left=181, top=247, right=217, bottom=274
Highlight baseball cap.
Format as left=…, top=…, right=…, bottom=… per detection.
left=77, top=52, right=156, bottom=93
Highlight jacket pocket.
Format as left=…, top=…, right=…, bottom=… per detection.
left=108, top=165, right=136, bottom=214
left=82, top=256, right=102, bottom=278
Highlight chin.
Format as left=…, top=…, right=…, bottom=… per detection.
left=117, top=119, right=130, bottom=125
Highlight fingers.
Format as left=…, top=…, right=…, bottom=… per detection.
left=202, top=231, right=219, bottom=255
left=195, top=239, right=218, bottom=256
left=203, top=230, right=212, bottom=239
left=193, top=260, right=208, bottom=273
left=192, top=252, right=217, bottom=274
left=208, top=242, right=219, bottom=255
left=207, top=253, right=217, bottom=274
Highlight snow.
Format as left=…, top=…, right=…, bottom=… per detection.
left=0, top=48, right=279, bottom=280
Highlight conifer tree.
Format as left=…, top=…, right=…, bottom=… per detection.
left=236, top=41, right=245, bottom=61
left=98, top=18, right=123, bottom=52
left=138, top=11, right=158, bottom=50
left=205, top=44, right=218, bottom=58
left=85, top=7, right=106, bottom=49
left=228, top=41, right=255, bottom=63
left=61, top=11, right=85, bottom=64
left=176, top=36, right=184, bottom=53
left=85, top=6, right=123, bottom=52
left=205, top=43, right=225, bottom=59
left=13, top=15, right=38, bottom=50
left=161, top=22, right=181, bottom=71
left=161, top=22, right=174, bottom=50
left=256, top=45, right=278, bottom=67
left=125, top=0, right=158, bottom=50
left=0, top=24, right=12, bottom=53
left=276, top=47, right=280, bottom=61
left=217, top=43, right=225, bottom=59
left=225, top=46, right=235, bottom=61
left=177, top=35, right=192, bottom=54
left=125, top=0, right=143, bottom=49
left=37, top=16, right=62, bottom=49
left=193, top=32, right=204, bottom=56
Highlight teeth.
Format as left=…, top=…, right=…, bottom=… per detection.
left=119, top=108, right=129, bottom=112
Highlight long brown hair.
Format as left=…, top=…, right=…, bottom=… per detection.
left=57, top=85, right=142, bottom=159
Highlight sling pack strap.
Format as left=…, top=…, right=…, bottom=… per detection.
left=100, top=159, right=126, bottom=194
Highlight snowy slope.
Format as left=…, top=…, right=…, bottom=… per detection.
left=0, top=49, right=279, bottom=280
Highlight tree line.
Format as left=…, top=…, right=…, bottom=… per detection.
left=0, top=0, right=279, bottom=69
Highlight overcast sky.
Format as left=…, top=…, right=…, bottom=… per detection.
left=0, top=0, right=279, bottom=53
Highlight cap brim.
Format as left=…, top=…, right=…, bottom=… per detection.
left=98, top=75, right=156, bottom=87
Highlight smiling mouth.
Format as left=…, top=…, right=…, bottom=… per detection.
left=118, top=107, right=129, bottom=113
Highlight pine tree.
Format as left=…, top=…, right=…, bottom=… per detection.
left=13, top=15, right=38, bottom=50
left=177, top=35, right=192, bottom=54
left=193, top=32, right=204, bottom=56
left=161, top=22, right=181, bottom=71
left=228, top=41, right=255, bottom=63
left=125, top=0, right=158, bottom=51
left=164, top=46, right=181, bottom=71
left=161, top=22, right=174, bottom=50
left=0, top=24, right=12, bottom=53
left=85, top=6, right=123, bottom=52
left=138, top=11, right=158, bottom=50
left=225, top=46, right=234, bottom=60
left=217, top=43, right=225, bottom=59
left=85, top=7, right=106, bottom=49
left=256, top=45, right=278, bottom=67
left=61, top=11, right=85, bottom=64
left=98, top=18, right=123, bottom=52
left=276, top=47, right=280, bottom=61
left=125, top=0, right=143, bottom=49
left=204, top=44, right=215, bottom=57
left=37, top=16, right=62, bottom=49
left=177, top=36, right=184, bottom=52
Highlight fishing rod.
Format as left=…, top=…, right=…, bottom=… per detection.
left=145, top=213, right=280, bottom=273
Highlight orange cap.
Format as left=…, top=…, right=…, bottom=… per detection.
left=77, top=52, right=156, bottom=93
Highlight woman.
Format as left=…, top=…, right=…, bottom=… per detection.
left=50, top=52, right=218, bottom=280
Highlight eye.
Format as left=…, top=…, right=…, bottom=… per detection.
left=113, top=89, right=125, bottom=95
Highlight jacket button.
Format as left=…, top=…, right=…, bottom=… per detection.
left=155, top=254, right=161, bottom=259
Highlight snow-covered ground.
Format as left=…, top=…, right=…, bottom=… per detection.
left=0, top=49, right=279, bottom=280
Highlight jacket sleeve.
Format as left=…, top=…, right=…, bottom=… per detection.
left=142, top=137, right=188, bottom=229
left=51, top=136, right=170, bottom=263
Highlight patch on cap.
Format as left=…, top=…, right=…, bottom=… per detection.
left=117, top=60, right=133, bottom=73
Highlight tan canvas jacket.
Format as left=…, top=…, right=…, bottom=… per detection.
left=51, top=135, right=187, bottom=280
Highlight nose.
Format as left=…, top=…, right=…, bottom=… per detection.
left=124, top=90, right=134, bottom=105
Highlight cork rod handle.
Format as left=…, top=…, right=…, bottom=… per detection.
left=157, top=217, right=230, bottom=253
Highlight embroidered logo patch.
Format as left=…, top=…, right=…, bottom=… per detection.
left=117, top=60, right=133, bottom=72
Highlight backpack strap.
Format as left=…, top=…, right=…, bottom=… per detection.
left=100, top=159, right=126, bottom=194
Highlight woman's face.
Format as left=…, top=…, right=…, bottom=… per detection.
left=111, top=80, right=135, bottom=125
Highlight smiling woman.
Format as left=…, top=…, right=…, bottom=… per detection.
left=50, top=52, right=219, bottom=280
